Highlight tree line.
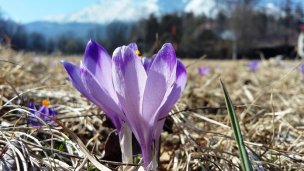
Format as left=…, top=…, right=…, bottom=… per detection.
left=0, top=0, right=303, bottom=58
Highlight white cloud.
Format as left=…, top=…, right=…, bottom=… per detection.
left=43, top=0, right=159, bottom=23
left=184, top=0, right=223, bottom=18
left=264, top=2, right=285, bottom=18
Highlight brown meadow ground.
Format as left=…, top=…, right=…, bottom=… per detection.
left=0, top=47, right=304, bottom=170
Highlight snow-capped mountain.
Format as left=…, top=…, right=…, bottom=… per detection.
left=42, top=0, right=232, bottom=24
left=23, top=0, right=284, bottom=39
left=42, top=0, right=282, bottom=24
left=43, top=0, right=187, bottom=24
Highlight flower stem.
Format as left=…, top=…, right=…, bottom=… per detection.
left=119, top=123, right=133, bottom=163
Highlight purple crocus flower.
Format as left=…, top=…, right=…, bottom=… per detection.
left=247, top=60, right=260, bottom=72
left=197, top=66, right=210, bottom=77
left=62, top=40, right=132, bottom=163
left=112, top=43, right=187, bottom=169
left=62, top=40, right=187, bottom=169
left=62, top=41, right=124, bottom=130
left=300, top=64, right=304, bottom=75
left=28, top=100, right=56, bottom=126
left=33, top=56, right=41, bottom=64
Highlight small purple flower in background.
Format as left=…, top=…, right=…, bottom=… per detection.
left=33, top=56, right=41, bottom=64
left=300, top=64, right=304, bottom=75
left=247, top=60, right=260, bottom=72
left=197, top=66, right=210, bottom=77
left=62, top=40, right=187, bottom=170
left=28, top=100, right=56, bottom=126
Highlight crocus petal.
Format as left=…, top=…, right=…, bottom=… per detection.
left=28, top=102, right=41, bottom=126
left=197, top=67, right=210, bottom=77
left=112, top=45, right=149, bottom=163
left=140, top=44, right=178, bottom=168
left=28, top=102, right=36, bottom=111
left=62, top=61, right=122, bottom=129
left=152, top=59, right=187, bottom=157
left=49, top=108, right=57, bottom=117
left=142, top=43, right=177, bottom=126
left=39, top=106, right=54, bottom=124
left=157, top=59, right=187, bottom=120
left=146, top=54, right=156, bottom=73
left=39, top=106, right=49, bottom=114
left=141, top=57, right=150, bottom=72
left=300, top=64, right=304, bottom=74
left=112, top=46, right=147, bottom=131
left=80, top=64, right=123, bottom=130
left=83, top=40, right=116, bottom=97
left=248, top=60, right=260, bottom=72
left=39, top=106, right=49, bottom=118
left=62, top=61, right=95, bottom=103
left=128, top=43, right=138, bottom=51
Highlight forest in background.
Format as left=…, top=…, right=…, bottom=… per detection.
left=0, top=0, right=303, bottom=59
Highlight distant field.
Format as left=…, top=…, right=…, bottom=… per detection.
left=0, top=48, right=304, bottom=170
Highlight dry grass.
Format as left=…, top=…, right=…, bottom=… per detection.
left=0, top=47, right=304, bottom=170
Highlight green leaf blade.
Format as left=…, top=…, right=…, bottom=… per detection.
left=220, top=80, right=253, bottom=171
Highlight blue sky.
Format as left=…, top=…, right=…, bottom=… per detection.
left=0, top=0, right=98, bottom=23
left=0, top=0, right=303, bottom=24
